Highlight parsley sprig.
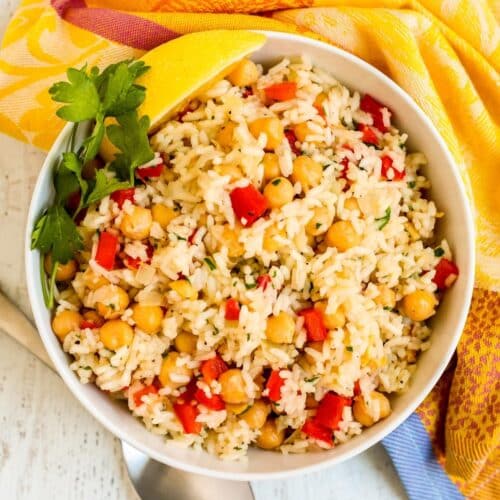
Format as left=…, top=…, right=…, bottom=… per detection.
left=32, top=60, right=154, bottom=307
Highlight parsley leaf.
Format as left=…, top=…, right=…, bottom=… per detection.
left=49, top=67, right=100, bottom=122
left=85, top=169, right=130, bottom=206
left=54, top=152, right=88, bottom=207
left=31, top=205, right=83, bottom=264
left=107, top=111, right=154, bottom=183
left=434, top=247, right=445, bottom=257
left=375, top=207, right=391, bottom=230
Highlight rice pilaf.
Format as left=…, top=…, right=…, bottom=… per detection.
left=50, top=56, right=459, bottom=459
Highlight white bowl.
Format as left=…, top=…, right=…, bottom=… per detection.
left=25, top=31, right=474, bottom=480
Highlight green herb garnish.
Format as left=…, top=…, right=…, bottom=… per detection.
left=304, top=376, right=319, bottom=384
left=32, top=60, right=154, bottom=307
left=375, top=207, right=391, bottom=230
left=346, top=346, right=353, bottom=352
left=204, top=257, right=216, bottom=271
left=244, top=281, right=256, bottom=290
left=434, top=247, right=445, bottom=257
left=407, top=181, right=416, bottom=189
left=271, top=178, right=281, bottom=185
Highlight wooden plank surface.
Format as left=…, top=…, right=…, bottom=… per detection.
left=0, top=2, right=406, bottom=498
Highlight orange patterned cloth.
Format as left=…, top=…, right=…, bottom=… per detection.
left=0, top=1, right=498, bottom=498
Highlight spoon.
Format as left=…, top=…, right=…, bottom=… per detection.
left=0, top=289, right=254, bottom=500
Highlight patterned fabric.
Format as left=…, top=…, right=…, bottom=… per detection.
left=0, top=1, right=498, bottom=498
left=383, top=413, right=464, bottom=500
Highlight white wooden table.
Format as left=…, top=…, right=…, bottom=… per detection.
left=0, top=2, right=407, bottom=498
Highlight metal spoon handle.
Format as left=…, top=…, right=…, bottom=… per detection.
left=0, top=290, right=55, bottom=371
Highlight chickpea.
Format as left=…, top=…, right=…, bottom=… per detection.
left=263, top=177, right=294, bottom=209
left=262, top=153, right=280, bottom=181
left=313, top=301, right=346, bottom=329
left=291, top=156, right=323, bottom=192
left=94, top=284, right=130, bottom=319
left=293, top=122, right=316, bottom=143
left=170, top=279, right=197, bottom=300
left=99, top=320, right=134, bottom=351
left=305, top=207, right=333, bottom=236
left=82, top=310, right=104, bottom=327
left=226, top=403, right=250, bottom=415
left=249, top=117, right=284, bottom=151
left=265, top=311, right=295, bottom=344
left=314, top=93, right=327, bottom=115
left=219, top=368, right=248, bottom=404
left=400, top=290, right=437, bottom=321
left=263, top=226, right=286, bottom=252
left=52, top=310, right=82, bottom=340
left=256, top=418, right=285, bottom=449
left=227, top=58, right=259, bottom=87
left=325, top=221, right=361, bottom=252
left=214, top=163, right=242, bottom=181
left=242, top=400, right=271, bottom=430
left=344, top=197, right=360, bottom=212
left=353, top=391, right=391, bottom=427
left=82, top=268, right=109, bottom=290
left=159, top=351, right=193, bottom=389
left=174, top=331, right=197, bottom=354
left=216, top=122, right=236, bottom=149
left=44, top=254, right=77, bottom=282
left=374, top=285, right=396, bottom=309
left=120, top=206, right=152, bottom=240
left=221, top=225, right=244, bottom=258
left=131, top=304, right=163, bottom=334
left=152, top=204, right=176, bottom=229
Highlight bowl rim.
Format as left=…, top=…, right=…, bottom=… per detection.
left=25, top=30, right=475, bottom=481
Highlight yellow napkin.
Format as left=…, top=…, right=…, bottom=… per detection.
left=0, top=1, right=498, bottom=498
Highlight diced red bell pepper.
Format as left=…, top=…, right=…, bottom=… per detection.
left=194, top=388, right=225, bottom=410
left=80, top=320, right=99, bottom=329
left=380, top=155, right=405, bottom=181
left=230, top=185, right=269, bottom=227
left=357, top=124, right=379, bottom=146
left=110, top=187, right=135, bottom=208
left=353, top=380, right=362, bottom=397
left=265, top=82, right=297, bottom=101
left=133, top=384, right=158, bottom=407
left=302, top=418, right=333, bottom=446
left=340, top=157, right=350, bottom=179
left=315, top=392, right=352, bottom=430
left=242, top=86, right=253, bottom=98
left=266, top=370, right=285, bottom=402
left=122, top=243, right=154, bottom=270
left=200, top=355, right=228, bottom=383
left=188, top=228, right=198, bottom=245
left=136, top=163, right=164, bottom=180
left=285, top=129, right=301, bottom=155
left=257, top=274, right=271, bottom=291
left=433, top=258, right=459, bottom=290
left=299, top=308, right=328, bottom=342
left=173, top=402, right=202, bottom=434
left=360, top=94, right=391, bottom=132
left=95, top=231, right=119, bottom=270
left=225, top=298, right=240, bottom=321
left=177, top=379, right=198, bottom=404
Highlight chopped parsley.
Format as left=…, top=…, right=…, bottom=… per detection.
left=375, top=207, right=391, bottom=230
left=315, top=223, right=322, bottom=229
left=304, top=376, right=319, bottom=384
left=407, top=181, right=416, bottom=189
left=244, top=281, right=256, bottom=290
left=434, top=247, right=445, bottom=257
left=271, top=178, right=281, bottom=185
left=204, top=257, right=216, bottom=271
left=32, top=60, right=154, bottom=307
left=346, top=346, right=353, bottom=352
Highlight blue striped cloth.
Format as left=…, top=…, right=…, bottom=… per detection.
left=382, top=413, right=464, bottom=500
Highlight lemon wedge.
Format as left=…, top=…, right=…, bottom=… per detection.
left=99, top=30, right=266, bottom=162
